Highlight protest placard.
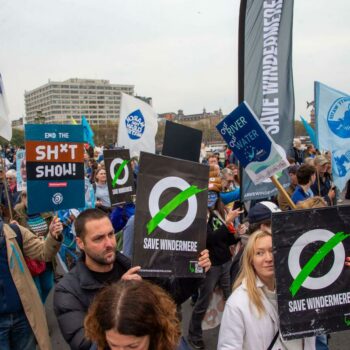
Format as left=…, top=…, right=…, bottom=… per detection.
left=216, top=101, right=289, bottom=185
left=16, top=149, right=26, bottom=191
left=103, top=149, right=135, bottom=205
left=25, top=124, right=84, bottom=214
left=272, top=206, right=350, bottom=339
left=133, top=152, right=208, bottom=277
left=162, top=121, right=202, bottom=162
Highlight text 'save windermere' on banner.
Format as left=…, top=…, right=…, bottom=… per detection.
left=216, top=101, right=289, bottom=185
left=133, top=152, right=209, bottom=278
left=239, top=0, right=294, bottom=201
left=25, top=124, right=85, bottom=214
left=103, top=149, right=135, bottom=206
left=272, top=206, right=350, bottom=340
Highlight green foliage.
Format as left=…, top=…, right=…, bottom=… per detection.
left=0, top=128, right=24, bottom=147
left=92, top=121, right=119, bottom=146
left=294, top=120, right=307, bottom=137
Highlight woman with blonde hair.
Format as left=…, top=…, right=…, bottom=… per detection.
left=85, top=280, right=181, bottom=350
left=295, top=196, right=327, bottom=210
left=218, top=230, right=315, bottom=349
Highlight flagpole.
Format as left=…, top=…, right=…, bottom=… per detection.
left=270, top=175, right=296, bottom=210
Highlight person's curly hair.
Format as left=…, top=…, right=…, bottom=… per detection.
left=84, top=280, right=181, bottom=350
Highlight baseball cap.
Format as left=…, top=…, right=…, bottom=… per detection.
left=248, top=201, right=281, bottom=224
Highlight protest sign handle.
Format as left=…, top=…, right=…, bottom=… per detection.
left=270, top=175, right=296, bottom=210
left=1, top=157, right=13, bottom=221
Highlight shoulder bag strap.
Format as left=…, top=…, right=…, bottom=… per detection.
left=267, top=330, right=279, bottom=350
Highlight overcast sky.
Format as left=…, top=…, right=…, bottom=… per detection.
left=1, top=0, right=349, bottom=122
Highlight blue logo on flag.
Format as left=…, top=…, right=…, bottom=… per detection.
left=327, top=97, right=350, bottom=138
left=125, top=109, right=145, bottom=140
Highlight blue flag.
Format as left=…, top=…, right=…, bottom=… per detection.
left=82, top=116, right=95, bottom=148
left=315, top=81, right=350, bottom=191
left=300, top=116, right=317, bottom=148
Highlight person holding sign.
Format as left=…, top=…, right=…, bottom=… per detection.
left=188, top=171, right=241, bottom=350
left=14, top=191, right=57, bottom=302
left=218, top=230, right=315, bottom=350
left=54, top=208, right=211, bottom=350
left=0, top=216, right=63, bottom=350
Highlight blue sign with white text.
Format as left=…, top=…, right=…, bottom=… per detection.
left=216, top=102, right=288, bottom=184
left=25, top=124, right=85, bottom=214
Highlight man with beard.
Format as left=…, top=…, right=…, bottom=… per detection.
left=54, top=208, right=211, bottom=350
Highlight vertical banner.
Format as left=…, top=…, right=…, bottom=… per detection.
left=16, top=149, right=26, bottom=191
left=103, top=149, right=135, bottom=205
left=272, top=206, right=350, bottom=340
left=118, top=93, right=158, bottom=157
left=217, top=101, right=289, bottom=184
left=315, top=81, right=350, bottom=191
left=238, top=0, right=294, bottom=200
left=133, top=152, right=208, bottom=278
left=25, top=124, right=85, bottom=214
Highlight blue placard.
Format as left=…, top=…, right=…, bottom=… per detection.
left=25, top=124, right=85, bottom=214
left=216, top=102, right=288, bottom=184
left=25, top=124, right=84, bottom=142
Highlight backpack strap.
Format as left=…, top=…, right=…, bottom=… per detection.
left=267, top=330, right=279, bottom=350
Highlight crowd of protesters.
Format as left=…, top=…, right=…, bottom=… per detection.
left=0, top=138, right=347, bottom=350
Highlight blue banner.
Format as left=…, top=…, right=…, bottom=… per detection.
left=25, top=124, right=85, bottom=214
left=300, top=116, right=317, bottom=148
left=315, top=82, right=350, bottom=191
left=82, top=116, right=95, bottom=148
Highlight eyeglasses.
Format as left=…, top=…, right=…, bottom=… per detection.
left=6, top=177, right=14, bottom=180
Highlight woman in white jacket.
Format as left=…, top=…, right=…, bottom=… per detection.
left=218, top=230, right=315, bottom=350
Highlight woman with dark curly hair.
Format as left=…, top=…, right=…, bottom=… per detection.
left=84, top=280, right=181, bottom=350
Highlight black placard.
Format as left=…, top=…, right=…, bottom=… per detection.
left=162, top=121, right=202, bottom=162
left=104, top=149, right=135, bottom=205
left=272, top=206, right=350, bottom=340
left=133, top=152, right=209, bottom=277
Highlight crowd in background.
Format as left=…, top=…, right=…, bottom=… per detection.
left=0, top=138, right=344, bottom=350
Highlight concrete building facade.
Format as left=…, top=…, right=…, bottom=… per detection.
left=11, top=117, right=24, bottom=130
left=24, top=78, right=134, bottom=125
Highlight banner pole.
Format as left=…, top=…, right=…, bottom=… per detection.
left=1, top=157, right=13, bottom=221
left=270, top=175, right=296, bottom=210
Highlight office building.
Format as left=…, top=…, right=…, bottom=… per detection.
left=24, top=78, right=134, bottom=124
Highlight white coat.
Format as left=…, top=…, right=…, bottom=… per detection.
left=218, top=279, right=315, bottom=350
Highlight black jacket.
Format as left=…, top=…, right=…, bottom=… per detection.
left=54, top=252, right=201, bottom=350
left=54, top=252, right=130, bottom=350
left=206, top=212, right=240, bottom=266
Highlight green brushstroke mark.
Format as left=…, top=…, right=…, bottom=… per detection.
left=146, top=185, right=206, bottom=235
left=112, top=160, right=130, bottom=188
left=290, top=231, right=349, bottom=297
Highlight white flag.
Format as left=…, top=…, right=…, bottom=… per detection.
left=118, top=93, right=158, bottom=157
left=0, top=75, right=12, bottom=141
